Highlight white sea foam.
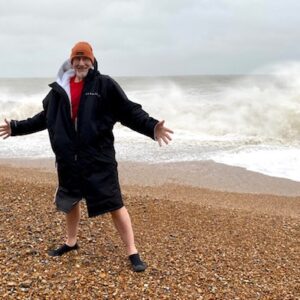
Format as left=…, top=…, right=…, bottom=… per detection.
left=213, top=145, right=300, bottom=181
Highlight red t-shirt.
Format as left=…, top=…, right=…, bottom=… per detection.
left=70, top=76, right=84, bottom=122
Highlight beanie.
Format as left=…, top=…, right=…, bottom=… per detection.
left=70, top=42, right=94, bottom=63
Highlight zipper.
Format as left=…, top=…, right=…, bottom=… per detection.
left=74, top=118, right=78, bottom=161
left=74, top=80, right=89, bottom=162
left=74, top=118, right=78, bottom=132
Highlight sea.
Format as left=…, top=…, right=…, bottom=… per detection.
left=1, top=66, right=300, bottom=182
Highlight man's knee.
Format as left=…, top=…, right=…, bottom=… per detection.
left=110, top=206, right=126, bottom=218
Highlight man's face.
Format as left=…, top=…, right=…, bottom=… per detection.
left=72, top=56, right=93, bottom=80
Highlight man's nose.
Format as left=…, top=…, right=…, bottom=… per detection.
left=78, top=58, right=85, bottom=64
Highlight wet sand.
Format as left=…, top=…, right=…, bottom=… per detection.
left=0, top=159, right=299, bottom=299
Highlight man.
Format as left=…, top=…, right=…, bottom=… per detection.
left=0, top=41, right=173, bottom=272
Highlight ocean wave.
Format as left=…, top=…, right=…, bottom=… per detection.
left=1, top=68, right=300, bottom=144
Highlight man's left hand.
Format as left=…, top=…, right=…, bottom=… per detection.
left=154, top=120, right=174, bottom=147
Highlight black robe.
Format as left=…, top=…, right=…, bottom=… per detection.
left=11, top=60, right=158, bottom=217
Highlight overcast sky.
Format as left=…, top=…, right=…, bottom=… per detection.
left=1, top=0, right=300, bottom=77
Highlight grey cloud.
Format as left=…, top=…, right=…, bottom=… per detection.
left=1, top=0, right=300, bottom=77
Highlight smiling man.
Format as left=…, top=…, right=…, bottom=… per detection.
left=0, top=41, right=173, bottom=272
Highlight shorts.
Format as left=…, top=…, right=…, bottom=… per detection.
left=55, top=161, right=124, bottom=217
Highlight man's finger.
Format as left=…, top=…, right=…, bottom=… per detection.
left=3, top=134, right=9, bottom=139
left=0, top=132, right=8, bottom=137
left=4, top=118, right=9, bottom=125
left=165, top=133, right=172, bottom=141
left=158, top=138, right=162, bottom=147
left=158, top=120, right=165, bottom=128
left=164, top=127, right=174, bottom=134
left=162, top=136, right=169, bottom=145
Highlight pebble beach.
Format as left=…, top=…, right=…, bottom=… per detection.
left=0, top=160, right=299, bottom=299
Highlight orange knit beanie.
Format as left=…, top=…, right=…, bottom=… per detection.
left=70, top=42, right=94, bottom=63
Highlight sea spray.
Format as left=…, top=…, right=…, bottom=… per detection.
left=1, top=67, right=300, bottom=181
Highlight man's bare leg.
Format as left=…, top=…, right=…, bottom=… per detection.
left=66, top=202, right=81, bottom=246
left=111, top=206, right=147, bottom=272
left=111, top=206, right=137, bottom=255
left=48, top=202, right=81, bottom=256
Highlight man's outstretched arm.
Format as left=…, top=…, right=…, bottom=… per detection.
left=0, top=111, right=47, bottom=139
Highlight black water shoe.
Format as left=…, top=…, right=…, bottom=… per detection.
left=129, top=253, right=147, bottom=272
left=48, top=243, right=79, bottom=257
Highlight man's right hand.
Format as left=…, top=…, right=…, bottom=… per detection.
left=0, top=119, right=12, bottom=139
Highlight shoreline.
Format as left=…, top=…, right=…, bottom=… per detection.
left=0, top=158, right=300, bottom=219
left=1, top=157, right=300, bottom=196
